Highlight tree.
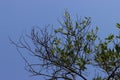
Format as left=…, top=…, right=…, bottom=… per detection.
left=11, top=11, right=120, bottom=80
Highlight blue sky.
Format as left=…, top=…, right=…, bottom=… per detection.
left=1, top=0, right=120, bottom=80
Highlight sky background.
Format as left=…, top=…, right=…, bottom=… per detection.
left=1, top=0, right=120, bottom=80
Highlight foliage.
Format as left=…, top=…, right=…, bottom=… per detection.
left=11, top=11, right=120, bottom=80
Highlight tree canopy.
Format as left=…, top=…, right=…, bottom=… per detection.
left=11, top=11, right=120, bottom=80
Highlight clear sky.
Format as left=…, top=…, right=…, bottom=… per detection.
left=1, top=0, right=120, bottom=80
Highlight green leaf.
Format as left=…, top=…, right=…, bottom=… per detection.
left=116, top=23, right=120, bottom=29
left=115, top=44, right=120, bottom=53
left=54, top=28, right=63, bottom=33
left=105, top=34, right=114, bottom=40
